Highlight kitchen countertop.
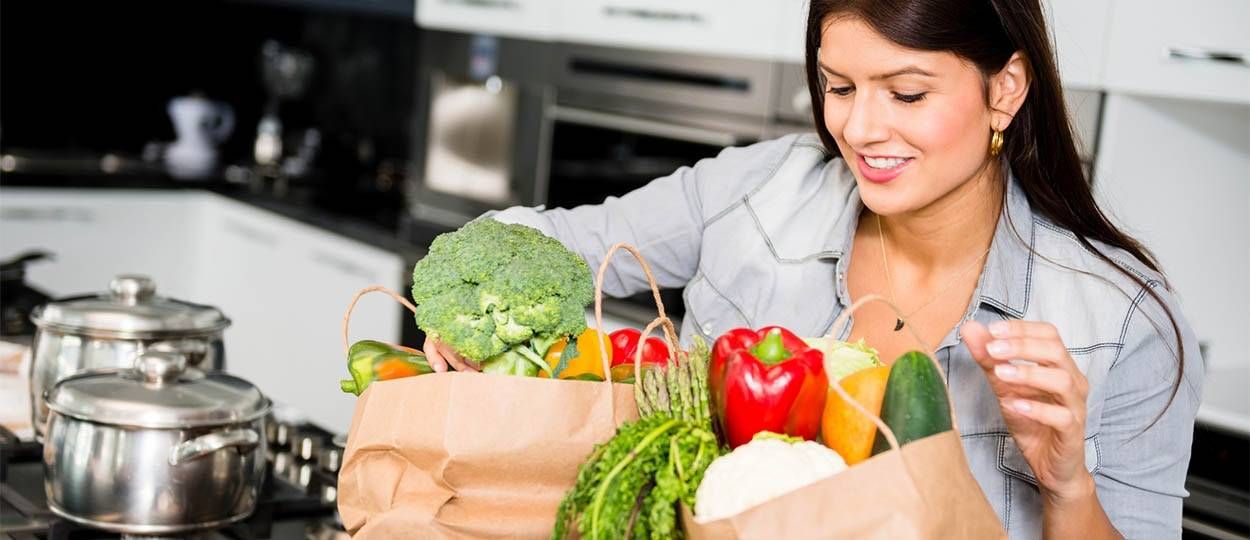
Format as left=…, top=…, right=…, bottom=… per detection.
left=0, top=173, right=434, bottom=263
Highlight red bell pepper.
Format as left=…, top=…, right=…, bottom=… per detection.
left=608, top=328, right=670, bottom=367
left=709, top=326, right=828, bottom=448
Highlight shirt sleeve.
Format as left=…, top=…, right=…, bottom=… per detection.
left=489, top=136, right=797, bottom=298
left=1093, top=281, right=1206, bottom=538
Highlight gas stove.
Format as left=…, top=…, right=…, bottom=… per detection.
left=0, top=420, right=346, bottom=540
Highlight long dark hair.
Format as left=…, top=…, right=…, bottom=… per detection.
left=804, top=0, right=1186, bottom=414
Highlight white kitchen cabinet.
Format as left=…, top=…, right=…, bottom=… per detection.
left=556, top=0, right=782, bottom=60
left=0, top=189, right=207, bottom=299
left=194, top=197, right=406, bottom=434
left=1104, top=0, right=1250, bottom=105
left=417, top=0, right=557, bottom=41
left=772, top=0, right=807, bottom=64
left=1045, top=0, right=1112, bottom=90
left=0, top=187, right=405, bottom=434
left=1093, top=94, right=1250, bottom=371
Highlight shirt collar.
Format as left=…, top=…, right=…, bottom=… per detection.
left=977, top=173, right=1036, bottom=318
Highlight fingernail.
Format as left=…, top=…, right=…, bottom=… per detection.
left=994, top=364, right=1018, bottom=380
left=989, top=321, right=1010, bottom=338
left=986, top=340, right=1011, bottom=357
left=1012, top=399, right=1032, bottom=413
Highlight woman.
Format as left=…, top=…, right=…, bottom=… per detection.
left=424, top=0, right=1204, bottom=537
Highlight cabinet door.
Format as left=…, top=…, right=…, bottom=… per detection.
left=1104, top=0, right=1250, bottom=105
left=1093, top=94, right=1250, bottom=371
left=417, top=0, right=556, bottom=40
left=1044, top=0, right=1111, bottom=90
left=772, top=0, right=807, bottom=63
left=197, top=196, right=405, bottom=434
left=557, top=0, right=780, bottom=60
left=0, top=188, right=200, bottom=298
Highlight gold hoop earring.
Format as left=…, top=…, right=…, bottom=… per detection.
left=989, top=129, right=1004, bottom=157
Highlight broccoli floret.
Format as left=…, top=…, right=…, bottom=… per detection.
left=410, top=219, right=594, bottom=369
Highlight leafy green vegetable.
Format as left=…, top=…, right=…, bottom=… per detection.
left=804, top=337, right=883, bottom=382
left=410, top=219, right=593, bottom=372
left=553, top=337, right=722, bottom=540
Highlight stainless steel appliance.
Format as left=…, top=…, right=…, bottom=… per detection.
left=42, top=350, right=270, bottom=534
left=1, top=415, right=345, bottom=539
left=406, top=31, right=555, bottom=229
left=405, top=32, right=801, bottom=324
left=28, top=274, right=230, bottom=440
left=405, top=31, right=787, bottom=229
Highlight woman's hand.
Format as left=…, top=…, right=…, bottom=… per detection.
left=960, top=320, right=1093, bottom=504
left=422, top=336, right=480, bottom=373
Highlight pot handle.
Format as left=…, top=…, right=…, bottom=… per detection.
left=169, top=428, right=261, bottom=466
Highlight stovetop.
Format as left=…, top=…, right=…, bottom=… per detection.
left=0, top=422, right=345, bottom=540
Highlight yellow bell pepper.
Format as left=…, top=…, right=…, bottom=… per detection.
left=551, top=328, right=612, bottom=380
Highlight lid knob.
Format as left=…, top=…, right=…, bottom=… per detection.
left=136, top=350, right=187, bottom=384
left=110, top=275, right=156, bottom=305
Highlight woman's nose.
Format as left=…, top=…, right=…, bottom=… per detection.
left=841, top=94, right=890, bottom=149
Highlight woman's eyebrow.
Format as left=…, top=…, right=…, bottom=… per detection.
left=819, top=62, right=937, bottom=81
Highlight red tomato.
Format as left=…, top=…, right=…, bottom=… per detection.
left=608, top=328, right=670, bottom=367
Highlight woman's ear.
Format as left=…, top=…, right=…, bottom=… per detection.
left=989, top=51, right=1030, bottom=131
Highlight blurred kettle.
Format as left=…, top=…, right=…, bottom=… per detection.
left=165, top=95, right=235, bottom=180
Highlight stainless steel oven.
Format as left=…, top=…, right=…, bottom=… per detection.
left=406, top=31, right=783, bottom=225
left=405, top=31, right=792, bottom=325
left=406, top=31, right=556, bottom=229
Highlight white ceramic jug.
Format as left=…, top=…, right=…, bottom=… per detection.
left=165, top=95, right=235, bottom=180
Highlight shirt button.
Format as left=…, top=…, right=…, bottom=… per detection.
left=702, top=324, right=712, bottom=334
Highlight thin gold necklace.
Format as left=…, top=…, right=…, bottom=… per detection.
left=877, top=213, right=990, bottom=332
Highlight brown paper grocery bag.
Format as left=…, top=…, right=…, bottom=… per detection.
left=682, top=295, right=1005, bottom=539
left=337, top=243, right=677, bottom=539
left=338, top=373, right=637, bottom=538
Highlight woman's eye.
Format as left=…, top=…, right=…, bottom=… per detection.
left=893, top=92, right=927, bottom=103
left=827, top=86, right=853, bottom=97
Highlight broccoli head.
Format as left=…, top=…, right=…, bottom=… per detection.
left=411, top=219, right=594, bottom=370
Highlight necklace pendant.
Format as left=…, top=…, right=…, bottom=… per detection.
left=893, top=319, right=905, bottom=332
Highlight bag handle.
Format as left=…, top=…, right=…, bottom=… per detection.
left=341, top=285, right=418, bottom=357
left=591, top=242, right=680, bottom=387
left=337, top=242, right=673, bottom=395
left=824, top=294, right=961, bottom=453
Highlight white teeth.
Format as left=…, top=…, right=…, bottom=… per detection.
left=864, top=156, right=908, bottom=169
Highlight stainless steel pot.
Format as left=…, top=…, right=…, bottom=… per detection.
left=29, top=275, right=230, bottom=439
left=43, top=350, right=269, bottom=534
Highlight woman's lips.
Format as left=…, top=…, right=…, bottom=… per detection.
left=856, top=154, right=913, bottom=184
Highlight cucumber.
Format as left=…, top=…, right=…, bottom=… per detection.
left=871, top=351, right=953, bottom=455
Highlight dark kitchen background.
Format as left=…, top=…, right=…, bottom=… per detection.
left=1, top=0, right=417, bottom=227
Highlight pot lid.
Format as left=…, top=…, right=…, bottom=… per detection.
left=31, top=275, right=230, bottom=338
left=46, top=350, right=270, bottom=428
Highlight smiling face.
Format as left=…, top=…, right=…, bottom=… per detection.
left=818, top=16, right=998, bottom=217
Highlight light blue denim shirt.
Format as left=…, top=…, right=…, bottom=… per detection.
left=492, top=133, right=1205, bottom=538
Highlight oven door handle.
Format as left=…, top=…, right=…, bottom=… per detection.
left=550, top=106, right=740, bottom=147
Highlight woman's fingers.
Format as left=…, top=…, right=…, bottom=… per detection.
left=422, top=337, right=480, bottom=372
left=438, top=341, right=480, bottom=372
left=993, top=363, right=1088, bottom=407
left=983, top=336, right=1070, bottom=368
left=959, top=320, right=995, bottom=368
left=988, top=320, right=1060, bottom=340
left=423, top=336, right=450, bottom=372
left=1004, top=398, right=1081, bottom=432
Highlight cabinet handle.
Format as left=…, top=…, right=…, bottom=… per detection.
left=0, top=206, right=94, bottom=223
left=222, top=218, right=279, bottom=248
left=551, top=106, right=738, bottom=147
left=443, top=0, right=519, bottom=10
left=603, top=6, right=704, bottom=25
left=309, top=250, right=379, bottom=282
left=1167, top=46, right=1248, bottom=68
